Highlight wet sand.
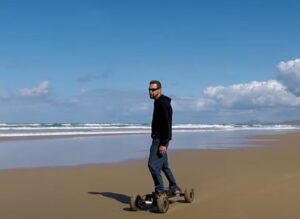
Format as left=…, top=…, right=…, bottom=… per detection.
left=1, top=132, right=300, bottom=219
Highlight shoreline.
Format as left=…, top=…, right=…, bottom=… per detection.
left=0, top=132, right=290, bottom=172
left=0, top=132, right=150, bottom=142
left=0, top=131, right=293, bottom=171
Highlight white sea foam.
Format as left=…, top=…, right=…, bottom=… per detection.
left=0, top=123, right=299, bottom=138
left=0, top=130, right=150, bottom=137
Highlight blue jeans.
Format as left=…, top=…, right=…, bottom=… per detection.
left=148, top=139, right=177, bottom=193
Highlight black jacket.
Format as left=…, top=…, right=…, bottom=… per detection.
left=151, top=95, right=172, bottom=146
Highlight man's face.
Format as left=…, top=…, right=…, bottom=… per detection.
left=148, top=83, right=161, bottom=100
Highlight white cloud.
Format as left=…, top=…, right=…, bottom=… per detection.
left=171, top=78, right=300, bottom=123
left=18, top=81, right=50, bottom=97
left=277, top=58, right=300, bottom=73
left=277, top=58, right=300, bottom=95
left=202, top=80, right=300, bottom=108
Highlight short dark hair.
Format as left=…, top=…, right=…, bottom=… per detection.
left=149, top=80, right=162, bottom=88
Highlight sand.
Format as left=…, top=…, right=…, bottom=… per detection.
left=1, top=132, right=300, bottom=219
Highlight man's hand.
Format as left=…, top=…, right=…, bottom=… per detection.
left=159, top=146, right=167, bottom=154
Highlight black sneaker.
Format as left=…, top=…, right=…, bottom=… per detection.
left=171, top=187, right=181, bottom=196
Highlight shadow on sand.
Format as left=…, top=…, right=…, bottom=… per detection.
left=88, top=191, right=158, bottom=212
left=88, top=191, right=130, bottom=204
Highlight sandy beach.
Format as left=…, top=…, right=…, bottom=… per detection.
left=1, top=132, right=300, bottom=219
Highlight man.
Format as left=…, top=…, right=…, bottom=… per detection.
left=148, top=80, right=179, bottom=196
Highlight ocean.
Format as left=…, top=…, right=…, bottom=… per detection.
left=0, top=123, right=299, bottom=169
left=0, top=123, right=299, bottom=138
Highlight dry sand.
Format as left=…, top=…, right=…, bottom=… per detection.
left=1, top=132, right=300, bottom=219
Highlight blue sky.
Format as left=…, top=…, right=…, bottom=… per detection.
left=1, top=0, right=300, bottom=123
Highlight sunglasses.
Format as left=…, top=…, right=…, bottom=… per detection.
left=148, top=88, right=160, bottom=92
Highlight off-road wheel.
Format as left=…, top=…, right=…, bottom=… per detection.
left=129, top=195, right=142, bottom=211
left=156, top=195, right=169, bottom=213
left=184, top=188, right=194, bottom=203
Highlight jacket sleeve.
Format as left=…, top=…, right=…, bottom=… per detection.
left=159, top=101, right=172, bottom=146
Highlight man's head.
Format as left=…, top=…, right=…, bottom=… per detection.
left=149, top=80, right=162, bottom=100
